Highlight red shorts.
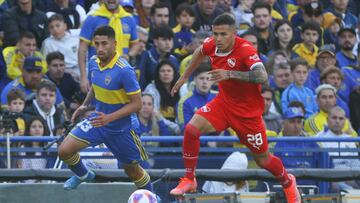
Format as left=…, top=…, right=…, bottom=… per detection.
left=196, top=97, right=268, bottom=154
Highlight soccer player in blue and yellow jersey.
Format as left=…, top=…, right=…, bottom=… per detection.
left=58, top=26, right=153, bottom=192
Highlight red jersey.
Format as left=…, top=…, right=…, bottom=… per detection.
left=201, top=36, right=264, bottom=117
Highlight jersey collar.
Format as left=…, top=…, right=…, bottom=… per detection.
left=96, top=52, right=120, bottom=71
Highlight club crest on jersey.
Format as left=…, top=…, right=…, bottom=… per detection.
left=200, top=105, right=211, bottom=112
left=105, top=75, right=112, bottom=85
left=227, top=58, right=236, bottom=68
left=249, top=54, right=260, bottom=61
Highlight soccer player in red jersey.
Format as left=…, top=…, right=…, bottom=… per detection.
left=169, top=14, right=301, bottom=203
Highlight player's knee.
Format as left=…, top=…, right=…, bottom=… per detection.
left=58, top=145, right=73, bottom=161
left=253, top=154, right=271, bottom=168
left=185, top=123, right=201, bottom=139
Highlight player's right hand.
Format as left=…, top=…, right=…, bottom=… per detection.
left=171, top=77, right=186, bottom=96
left=70, top=105, right=87, bottom=123
left=80, top=77, right=90, bottom=93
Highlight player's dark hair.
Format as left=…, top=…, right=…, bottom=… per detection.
left=153, top=25, right=174, bottom=40
left=251, top=2, right=272, bottom=14
left=46, top=51, right=64, bottom=65
left=289, top=58, right=309, bottom=71
left=36, top=79, right=56, bottom=93
left=154, top=59, right=180, bottom=108
left=300, top=20, right=321, bottom=35
left=150, top=2, right=169, bottom=16
left=93, top=25, right=115, bottom=40
left=7, top=89, right=26, bottom=104
left=175, top=3, right=195, bottom=18
left=193, top=63, right=211, bottom=78
left=48, top=13, right=65, bottom=25
left=212, top=13, right=236, bottom=27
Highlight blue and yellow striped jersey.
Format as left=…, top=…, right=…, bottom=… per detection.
left=89, top=52, right=141, bottom=131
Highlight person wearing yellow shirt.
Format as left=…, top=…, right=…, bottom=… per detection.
left=2, top=32, right=47, bottom=80
left=304, top=84, right=357, bottom=137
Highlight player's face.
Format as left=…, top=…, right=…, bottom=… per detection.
left=23, top=70, right=43, bottom=89
left=212, top=24, right=236, bottom=52
left=29, top=120, right=44, bottom=136
left=276, top=23, right=293, bottom=44
left=317, top=89, right=336, bottom=112
left=17, top=37, right=36, bottom=57
left=94, top=35, right=116, bottom=62
left=328, top=109, right=346, bottom=134
left=8, top=98, right=25, bottom=113
left=283, top=118, right=303, bottom=136
left=36, top=88, right=56, bottom=112
left=325, top=73, right=342, bottom=90
left=140, top=95, right=154, bottom=119
left=292, top=64, right=308, bottom=86
left=48, top=59, right=65, bottom=81
left=49, top=20, right=67, bottom=40
left=195, top=72, right=212, bottom=94
left=274, top=68, right=292, bottom=89
left=261, top=91, right=272, bottom=114
left=158, top=64, right=174, bottom=85
left=104, top=0, right=119, bottom=11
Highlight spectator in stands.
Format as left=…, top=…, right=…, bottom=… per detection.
left=262, top=86, right=282, bottom=134
left=249, top=2, right=274, bottom=54
left=326, top=0, right=358, bottom=28
left=272, top=63, right=292, bottom=114
left=137, top=93, right=172, bottom=147
left=233, top=0, right=254, bottom=34
left=134, top=0, right=156, bottom=29
left=1, top=0, right=48, bottom=48
left=304, top=84, right=357, bottom=136
left=46, top=0, right=87, bottom=30
left=3, top=32, right=47, bottom=80
left=172, top=3, right=196, bottom=60
left=5, top=89, right=26, bottom=136
left=138, top=26, right=179, bottom=89
left=266, top=50, right=288, bottom=77
left=1, top=56, right=64, bottom=107
left=177, top=64, right=215, bottom=131
left=144, top=60, right=181, bottom=127
left=320, top=66, right=350, bottom=117
left=41, top=14, right=80, bottom=77
left=202, top=152, right=249, bottom=193
left=23, top=79, right=66, bottom=136
left=292, top=21, right=321, bottom=67
left=316, top=106, right=360, bottom=192
left=281, top=58, right=317, bottom=118
left=287, top=0, right=311, bottom=28
left=78, top=0, right=138, bottom=92
left=258, top=0, right=284, bottom=21
left=322, top=12, right=342, bottom=50
left=191, top=0, right=223, bottom=32
left=270, top=20, right=295, bottom=58
left=18, top=116, right=50, bottom=170
left=336, top=26, right=358, bottom=68
left=240, top=31, right=268, bottom=63
left=146, top=2, right=170, bottom=48
left=305, top=45, right=337, bottom=92
left=45, top=51, right=81, bottom=112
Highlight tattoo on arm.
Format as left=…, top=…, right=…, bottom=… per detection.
left=229, top=63, right=268, bottom=84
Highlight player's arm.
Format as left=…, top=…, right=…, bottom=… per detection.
left=70, top=86, right=94, bottom=122
left=78, top=40, right=90, bottom=93
left=209, top=63, right=268, bottom=84
left=171, top=46, right=207, bottom=96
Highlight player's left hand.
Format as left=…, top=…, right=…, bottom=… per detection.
left=90, top=112, right=111, bottom=127
left=208, top=69, right=230, bottom=82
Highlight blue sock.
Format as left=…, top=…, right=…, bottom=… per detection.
left=65, top=154, right=88, bottom=177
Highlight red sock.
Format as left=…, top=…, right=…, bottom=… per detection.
left=183, top=124, right=201, bottom=180
left=260, top=154, right=292, bottom=188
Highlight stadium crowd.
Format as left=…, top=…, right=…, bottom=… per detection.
left=0, top=0, right=360, bottom=192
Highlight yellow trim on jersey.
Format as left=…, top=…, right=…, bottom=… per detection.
left=130, top=130, right=148, bottom=160
left=93, top=84, right=130, bottom=104
left=127, top=89, right=141, bottom=95
left=80, top=37, right=91, bottom=44
left=97, top=52, right=120, bottom=71
left=69, top=133, right=90, bottom=145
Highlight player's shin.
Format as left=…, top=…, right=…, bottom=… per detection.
left=64, top=153, right=89, bottom=178
left=183, top=124, right=201, bottom=180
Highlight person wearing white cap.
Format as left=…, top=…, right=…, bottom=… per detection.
left=202, top=152, right=249, bottom=193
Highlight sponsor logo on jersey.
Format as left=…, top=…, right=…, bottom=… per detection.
left=249, top=54, right=260, bottom=61
left=200, top=105, right=211, bottom=112
left=227, top=58, right=236, bottom=68
left=105, top=75, right=112, bottom=85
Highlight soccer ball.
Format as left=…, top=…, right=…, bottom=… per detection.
left=128, top=189, right=158, bottom=203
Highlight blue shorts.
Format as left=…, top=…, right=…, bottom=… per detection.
left=69, top=118, right=148, bottom=165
